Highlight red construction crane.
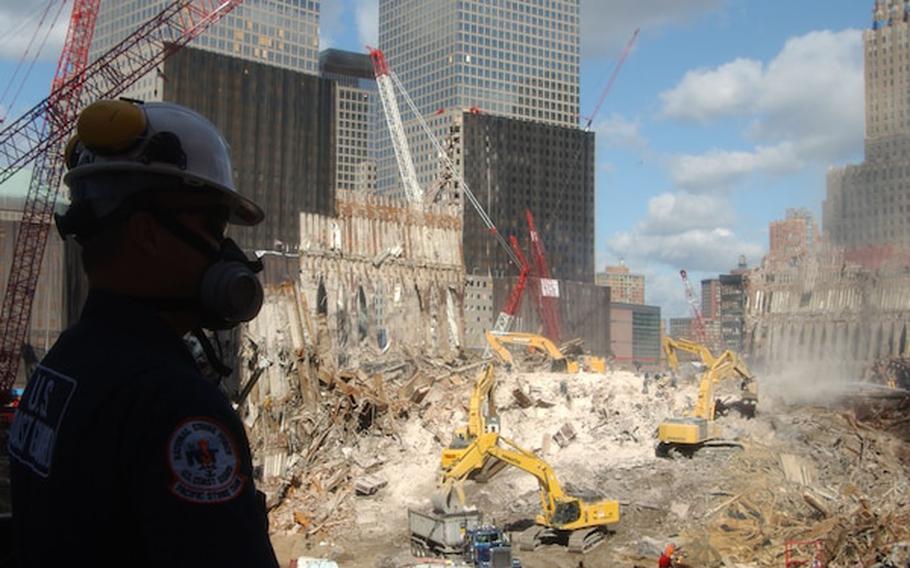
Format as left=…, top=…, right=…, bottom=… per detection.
left=0, top=0, right=245, bottom=391
left=490, top=235, right=532, bottom=334
left=582, top=28, right=639, bottom=131
left=526, top=209, right=561, bottom=343
left=679, top=269, right=708, bottom=344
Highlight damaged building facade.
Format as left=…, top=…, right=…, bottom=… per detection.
left=745, top=241, right=910, bottom=378
left=294, top=191, right=465, bottom=362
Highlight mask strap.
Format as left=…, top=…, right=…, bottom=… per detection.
left=193, top=327, right=233, bottom=381
left=143, top=207, right=220, bottom=260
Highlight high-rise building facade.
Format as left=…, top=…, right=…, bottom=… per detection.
left=89, top=1, right=321, bottom=101
left=459, top=111, right=594, bottom=281
left=596, top=262, right=645, bottom=304
left=701, top=278, right=721, bottom=320
left=824, top=0, right=910, bottom=248
left=162, top=46, right=336, bottom=272
left=376, top=0, right=581, bottom=194
left=320, top=49, right=377, bottom=193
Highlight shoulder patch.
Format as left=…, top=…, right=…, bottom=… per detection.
left=167, top=418, right=245, bottom=504
left=8, top=365, right=78, bottom=478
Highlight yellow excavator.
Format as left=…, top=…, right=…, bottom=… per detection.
left=485, top=331, right=606, bottom=373
left=437, top=363, right=618, bottom=553
left=436, top=429, right=620, bottom=553
left=440, top=363, right=501, bottom=469
left=656, top=346, right=758, bottom=458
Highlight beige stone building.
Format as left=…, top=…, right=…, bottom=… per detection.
left=595, top=262, right=645, bottom=304
left=824, top=0, right=910, bottom=248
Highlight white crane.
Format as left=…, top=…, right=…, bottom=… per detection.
left=369, top=47, right=422, bottom=206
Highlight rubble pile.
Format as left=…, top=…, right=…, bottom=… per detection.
left=238, top=290, right=910, bottom=567
left=673, top=398, right=910, bottom=566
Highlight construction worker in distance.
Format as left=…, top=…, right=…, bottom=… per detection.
left=658, top=543, right=676, bottom=568
left=7, top=100, right=279, bottom=567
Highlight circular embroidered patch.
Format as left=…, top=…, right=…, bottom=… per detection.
left=167, top=418, right=244, bottom=503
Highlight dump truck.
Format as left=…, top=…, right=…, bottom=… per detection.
left=409, top=510, right=520, bottom=567
left=409, top=508, right=484, bottom=557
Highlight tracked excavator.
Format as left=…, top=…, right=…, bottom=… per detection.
left=435, top=430, right=619, bottom=553
left=437, top=365, right=618, bottom=553
left=485, top=331, right=606, bottom=374
left=656, top=346, right=758, bottom=458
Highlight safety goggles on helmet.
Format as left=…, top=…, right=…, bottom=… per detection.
left=62, top=99, right=263, bottom=227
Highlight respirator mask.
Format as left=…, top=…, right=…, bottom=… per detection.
left=145, top=206, right=264, bottom=330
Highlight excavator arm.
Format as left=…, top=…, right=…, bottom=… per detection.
left=663, top=336, right=717, bottom=369
left=466, top=363, right=496, bottom=438
left=691, top=350, right=757, bottom=421
left=485, top=331, right=517, bottom=369
left=438, top=432, right=618, bottom=533
left=485, top=331, right=576, bottom=372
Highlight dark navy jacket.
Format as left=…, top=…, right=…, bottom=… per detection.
left=8, top=290, right=278, bottom=567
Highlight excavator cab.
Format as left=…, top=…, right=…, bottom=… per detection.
left=551, top=499, right=582, bottom=526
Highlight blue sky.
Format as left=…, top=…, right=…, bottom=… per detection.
left=0, top=0, right=870, bottom=316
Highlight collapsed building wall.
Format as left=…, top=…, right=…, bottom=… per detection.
left=745, top=246, right=910, bottom=378
left=297, top=190, right=465, bottom=363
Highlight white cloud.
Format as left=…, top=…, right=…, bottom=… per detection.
left=354, top=0, right=378, bottom=48
left=581, top=0, right=724, bottom=58
left=605, top=192, right=763, bottom=300
left=609, top=226, right=762, bottom=274
left=0, top=1, right=69, bottom=62
left=596, top=113, right=647, bottom=150
left=661, top=58, right=763, bottom=122
left=670, top=142, right=802, bottom=192
left=659, top=29, right=863, bottom=192
left=638, top=191, right=735, bottom=235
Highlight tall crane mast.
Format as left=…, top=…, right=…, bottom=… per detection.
left=0, top=0, right=246, bottom=389
left=679, top=269, right=708, bottom=344
left=526, top=209, right=561, bottom=343
left=368, top=47, right=423, bottom=206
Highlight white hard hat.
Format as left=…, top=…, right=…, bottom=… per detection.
left=63, top=100, right=263, bottom=226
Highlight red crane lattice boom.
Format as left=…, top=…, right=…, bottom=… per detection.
left=526, top=209, right=561, bottom=343
left=0, top=0, right=245, bottom=389
left=679, top=269, right=708, bottom=345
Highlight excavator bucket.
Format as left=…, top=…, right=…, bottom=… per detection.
left=431, top=479, right=466, bottom=514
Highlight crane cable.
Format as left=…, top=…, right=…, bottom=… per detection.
left=538, top=28, right=639, bottom=255
left=0, top=0, right=67, bottom=122
left=389, top=69, right=521, bottom=268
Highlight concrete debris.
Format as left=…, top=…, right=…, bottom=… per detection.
left=552, top=422, right=577, bottom=448
left=669, top=501, right=690, bottom=520
left=354, top=474, right=387, bottom=496
left=779, top=453, right=817, bottom=485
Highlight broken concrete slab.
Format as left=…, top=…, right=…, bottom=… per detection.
left=552, top=423, right=577, bottom=448
left=355, top=475, right=388, bottom=496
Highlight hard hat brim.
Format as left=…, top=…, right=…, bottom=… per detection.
left=64, top=162, right=264, bottom=226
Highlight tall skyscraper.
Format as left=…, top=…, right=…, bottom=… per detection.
left=376, top=0, right=581, bottom=194
left=89, top=1, right=321, bottom=101
left=824, top=0, right=910, bottom=248
left=376, top=0, right=591, bottom=281
left=320, top=49, right=377, bottom=193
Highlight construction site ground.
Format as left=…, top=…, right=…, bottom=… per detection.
left=262, top=364, right=910, bottom=567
